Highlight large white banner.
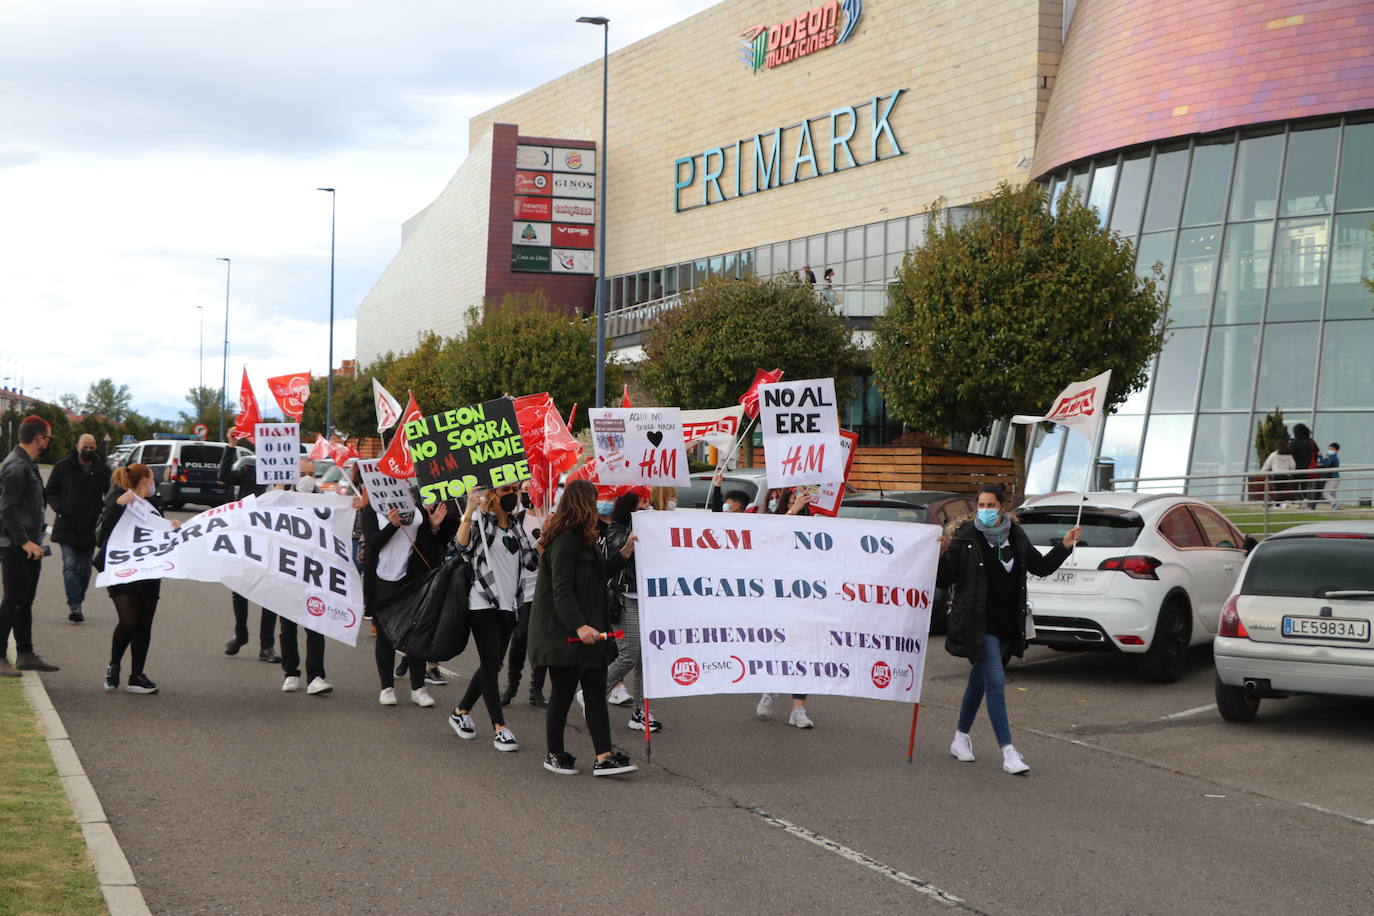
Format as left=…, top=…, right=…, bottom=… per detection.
left=758, top=378, right=844, bottom=486
left=635, top=511, right=939, bottom=702
left=589, top=407, right=691, bottom=487
left=94, top=491, right=364, bottom=646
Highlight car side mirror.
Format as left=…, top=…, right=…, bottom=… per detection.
left=1243, top=535, right=1259, bottom=555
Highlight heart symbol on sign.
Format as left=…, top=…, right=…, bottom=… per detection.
left=646, top=431, right=664, bottom=447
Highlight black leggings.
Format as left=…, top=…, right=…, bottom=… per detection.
left=546, top=664, right=612, bottom=757
left=373, top=579, right=424, bottom=690
left=231, top=591, right=277, bottom=651
left=109, top=584, right=160, bottom=674
left=458, top=609, right=516, bottom=727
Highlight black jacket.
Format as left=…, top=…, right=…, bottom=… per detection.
left=1290, top=436, right=1319, bottom=471
left=361, top=506, right=458, bottom=604
left=0, top=446, right=45, bottom=549
left=529, top=528, right=626, bottom=670
left=45, top=452, right=111, bottom=548
left=218, top=448, right=267, bottom=501
left=602, top=520, right=635, bottom=592
left=937, top=521, right=1072, bottom=661
left=94, top=488, right=166, bottom=572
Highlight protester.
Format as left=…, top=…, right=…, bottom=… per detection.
left=938, top=483, right=1081, bottom=775
left=1289, top=423, right=1320, bottom=509
left=95, top=463, right=180, bottom=693
left=219, top=434, right=279, bottom=662
left=44, top=433, right=111, bottom=623
left=1259, top=440, right=1297, bottom=505
left=723, top=490, right=751, bottom=513
left=603, top=492, right=659, bottom=732
left=274, top=472, right=329, bottom=696
left=757, top=487, right=815, bottom=728
left=529, top=479, right=637, bottom=777
left=1318, top=442, right=1342, bottom=508
left=501, top=481, right=547, bottom=708
left=0, top=415, right=58, bottom=676
left=448, top=484, right=538, bottom=753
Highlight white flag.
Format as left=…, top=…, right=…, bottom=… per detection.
left=373, top=378, right=402, bottom=433
left=1011, top=369, right=1112, bottom=440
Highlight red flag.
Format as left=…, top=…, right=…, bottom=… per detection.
left=328, top=440, right=359, bottom=463
left=266, top=372, right=312, bottom=421
left=377, top=393, right=422, bottom=478
left=230, top=368, right=262, bottom=441
left=307, top=435, right=331, bottom=461
left=738, top=368, right=784, bottom=420
left=621, top=384, right=632, bottom=408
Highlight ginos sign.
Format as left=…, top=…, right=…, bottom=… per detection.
left=739, top=0, right=862, bottom=74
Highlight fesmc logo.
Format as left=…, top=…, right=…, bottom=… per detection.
left=306, top=595, right=358, bottom=629
left=739, top=0, right=861, bottom=74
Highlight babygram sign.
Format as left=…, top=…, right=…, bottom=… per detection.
left=405, top=398, right=532, bottom=504
left=634, top=511, right=938, bottom=701
left=758, top=378, right=844, bottom=486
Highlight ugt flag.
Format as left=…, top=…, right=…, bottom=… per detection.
left=1011, top=370, right=1112, bottom=440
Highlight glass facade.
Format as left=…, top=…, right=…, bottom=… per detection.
left=1029, top=114, right=1374, bottom=490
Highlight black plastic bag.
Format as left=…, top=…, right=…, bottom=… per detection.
left=370, top=555, right=473, bottom=662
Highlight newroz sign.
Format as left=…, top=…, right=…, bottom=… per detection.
left=635, top=511, right=938, bottom=702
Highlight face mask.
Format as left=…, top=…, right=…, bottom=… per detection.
left=520, top=493, right=532, bottom=509
left=977, top=508, right=1000, bottom=526
left=398, top=511, right=416, bottom=526
left=768, top=498, right=780, bottom=512
left=667, top=500, right=677, bottom=510
left=499, top=492, right=519, bottom=513
left=726, top=503, right=742, bottom=513
left=79, top=449, right=96, bottom=461
left=596, top=500, right=613, bottom=516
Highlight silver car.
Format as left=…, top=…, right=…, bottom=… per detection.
left=1213, top=521, right=1374, bottom=722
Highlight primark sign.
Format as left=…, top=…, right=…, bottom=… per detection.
left=672, top=89, right=904, bottom=213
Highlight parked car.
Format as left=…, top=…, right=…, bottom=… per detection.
left=121, top=439, right=237, bottom=509
left=676, top=469, right=771, bottom=511
left=1018, top=492, right=1252, bottom=683
left=1213, top=521, right=1374, bottom=722
left=107, top=442, right=136, bottom=470
left=318, top=458, right=359, bottom=494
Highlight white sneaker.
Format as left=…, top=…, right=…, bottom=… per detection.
left=493, top=727, right=519, bottom=752
left=449, top=711, right=476, bottom=739
left=950, top=731, right=975, bottom=762
left=306, top=677, right=333, bottom=696
left=607, top=683, right=633, bottom=706
left=787, top=706, right=814, bottom=729
left=1001, top=744, right=1030, bottom=775
left=282, top=676, right=301, bottom=692
left=411, top=687, right=435, bottom=708
left=378, top=687, right=397, bottom=706
left=756, top=693, right=775, bottom=719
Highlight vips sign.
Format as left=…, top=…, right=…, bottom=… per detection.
left=254, top=423, right=300, bottom=486
left=94, top=491, right=364, bottom=646
left=512, top=142, right=596, bottom=275
left=635, top=512, right=938, bottom=702
left=405, top=398, right=532, bottom=504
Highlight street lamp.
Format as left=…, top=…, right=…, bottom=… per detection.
left=318, top=187, right=336, bottom=439
left=193, top=304, right=204, bottom=417
left=577, top=15, right=609, bottom=408
left=217, top=258, right=231, bottom=441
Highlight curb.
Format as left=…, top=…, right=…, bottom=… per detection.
left=14, top=659, right=152, bottom=916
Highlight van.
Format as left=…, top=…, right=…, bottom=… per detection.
left=121, top=439, right=239, bottom=509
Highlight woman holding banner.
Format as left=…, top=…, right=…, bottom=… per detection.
left=938, top=484, right=1080, bottom=775
left=529, top=479, right=638, bottom=777
left=602, top=492, right=659, bottom=732
left=94, top=464, right=179, bottom=694
left=756, top=487, right=816, bottom=728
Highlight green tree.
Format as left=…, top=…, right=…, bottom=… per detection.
left=0, top=402, right=74, bottom=462
left=179, top=386, right=232, bottom=434
left=82, top=378, right=133, bottom=422
left=641, top=276, right=860, bottom=410
left=872, top=183, right=1167, bottom=494
left=1254, top=407, right=1288, bottom=467
left=58, top=393, right=83, bottom=412
left=298, top=363, right=388, bottom=440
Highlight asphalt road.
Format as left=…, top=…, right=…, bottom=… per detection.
left=20, top=507, right=1374, bottom=915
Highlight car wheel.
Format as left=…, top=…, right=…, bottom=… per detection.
left=1137, top=599, right=1190, bottom=683
left=1214, top=675, right=1259, bottom=722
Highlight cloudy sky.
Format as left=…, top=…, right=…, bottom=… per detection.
left=0, top=0, right=715, bottom=420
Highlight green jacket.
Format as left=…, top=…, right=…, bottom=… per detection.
left=528, top=528, right=624, bottom=670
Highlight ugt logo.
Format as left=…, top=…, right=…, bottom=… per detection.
left=671, top=658, right=701, bottom=686
left=1048, top=387, right=1097, bottom=422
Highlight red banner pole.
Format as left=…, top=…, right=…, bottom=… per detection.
left=906, top=702, right=920, bottom=764
left=643, top=697, right=652, bottom=762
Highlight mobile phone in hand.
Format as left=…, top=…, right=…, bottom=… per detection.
left=42, top=545, right=52, bottom=558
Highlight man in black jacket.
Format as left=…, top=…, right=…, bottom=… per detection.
left=218, top=436, right=279, bottom=661
left=0, top=415, right=59, bottom=675
left=44, top=434, right=111, bottom=623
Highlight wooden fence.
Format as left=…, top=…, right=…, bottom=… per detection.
left=745, top=445, right=1015, bottom=495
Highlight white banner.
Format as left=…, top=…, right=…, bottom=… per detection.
left=255, top=423, right=300, bottom=485
left=635, top=512, right=938, bottom=702
left=681, top=405, right=745, bottom=451
left=589, top=407, right=691, bottom=486
left=758, top=377, right=844, bottom=486
left=357, top=458, right=415, bottom=516
left=94, top=491, right=364, bottom=646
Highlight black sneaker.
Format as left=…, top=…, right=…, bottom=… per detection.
left=424, top=666, right=447, bottom=686
left=224, top=638, right=247, bottom=656
left=104, top=664, right=119, bottom=692
left=543, top=752, right=578, bottom=775
left=499, top=683, right=517, bottom=707
left=393, top=657, right=409, bottom=678
left=69, top=607, right=84, bottom=624
left=628, top=709, right=662, bottom=733
left=592, top=752, right=638, bottom=777
left=258, top=648, right=282, bottom=664
left=126, top=673, right=158, bottom=694
left=528, top=689, right=548, bottom=709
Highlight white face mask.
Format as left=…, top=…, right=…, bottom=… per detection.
left=666, top=500, right=677, bottom=510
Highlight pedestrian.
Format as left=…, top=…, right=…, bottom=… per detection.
left=219, top=434, right=280, bottom=662
left=447, top=483, right=538, bottom=753
left=803, top=264, right=816, bottom=285
left=529, top=479, right=638, bottom=777
left=95, top=463, right=179, bottom=694
left=822, top=267, right=835, bottom=290
left=1259, top=440, right=1297, bottom=506
left=1289, top=423, right=1320, bottom=509
left=757, top=487, right=815, bottom=728
left=273, top=473, right=330, bottom=696
left=1318, top=442, right=1341, bottom=508
left=0, top=415, right=59, bottom=676
left=500, top=481, right=548, bottom=708
left=44, top=433, right=111, bottom=623
left=603, top=491, right=660, bottom=732
left=938, top=483, right=1081, bottom=775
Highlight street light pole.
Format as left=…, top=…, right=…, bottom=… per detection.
left=193, top=304, right=204, bottom=417
left=577, top=15, right=609, bottom=408
left=217, top=258, right=231, bottom=441
left=318, top=187, right=336, bottom=439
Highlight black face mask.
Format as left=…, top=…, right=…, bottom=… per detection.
left=519, top=493, right=532, bottom=509
left=499, top=492, right=520, bottom=513
left=79, top=449, right=97, bottom=462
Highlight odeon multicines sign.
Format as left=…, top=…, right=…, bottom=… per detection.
left=739, top=0, right=862, bottom=74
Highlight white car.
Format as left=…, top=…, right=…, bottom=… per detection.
left=1018, top=492, right=1252, bottom=683
left=1213, top=521, right=1374, bottom=722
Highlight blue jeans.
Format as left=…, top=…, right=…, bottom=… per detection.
left=60, top=544, right=95, bottom=610
left=957, top=634, right=1012, bottom=747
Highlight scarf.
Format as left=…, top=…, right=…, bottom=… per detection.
left=973, top=513, right=1014, bottom=571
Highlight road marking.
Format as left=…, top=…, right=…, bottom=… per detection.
left=1163, top=704, right=1214, bottom=720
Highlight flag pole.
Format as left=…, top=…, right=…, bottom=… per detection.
left=643, top=697, right=652, bottom=762
left=906, top=702, right=921, bottom=763
left=707, top=416, right=757, bottom=508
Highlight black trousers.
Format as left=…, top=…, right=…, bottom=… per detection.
left=231, top=592, right=278, bottom=651
left=547, top=664, right=612, bottom=757
left=458, top=609, right=516, bottom=727
left=278, top=617, right=326, bottom=680
left=373, top=578, right=424, bottom=690
left=0, top=546, right=41, bottom=656
left=109, top=580, right=160, bottom=675
left=504, top=602, right=546, bottom=692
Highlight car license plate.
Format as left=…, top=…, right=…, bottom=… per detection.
left=1052, top=571, right=1075, bottom=585
left=181, top=487, right=200, bottom=494
left=1281, top=616, right=1370, bottom=641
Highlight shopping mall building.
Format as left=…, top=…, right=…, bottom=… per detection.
left=355, top=0, right=1374, bottom=490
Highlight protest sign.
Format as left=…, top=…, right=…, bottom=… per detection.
left=230, top=368, right=262, bottom=442
left=589, top=407, right=691, bottom=487
left=634, top=511, right=938, bottom=701
left=807, top=429, right=859, bottom=517
left=357, top=458, right=415, bottom=515
left=405, top=397, right=531, bottom=503
left=255, top=423, right=300, bottom=485
left=266, top=372, right=311, bottom=421
left=94, top=491, right=363, bottom=645
left=681, top=405, right=745, bottom=452
left=758, top=377, right=844, bottom=486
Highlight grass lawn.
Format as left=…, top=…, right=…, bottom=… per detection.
left=0, top=677, right=106, bottom=916
left=1220, top=508, right=1374, bottom=535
